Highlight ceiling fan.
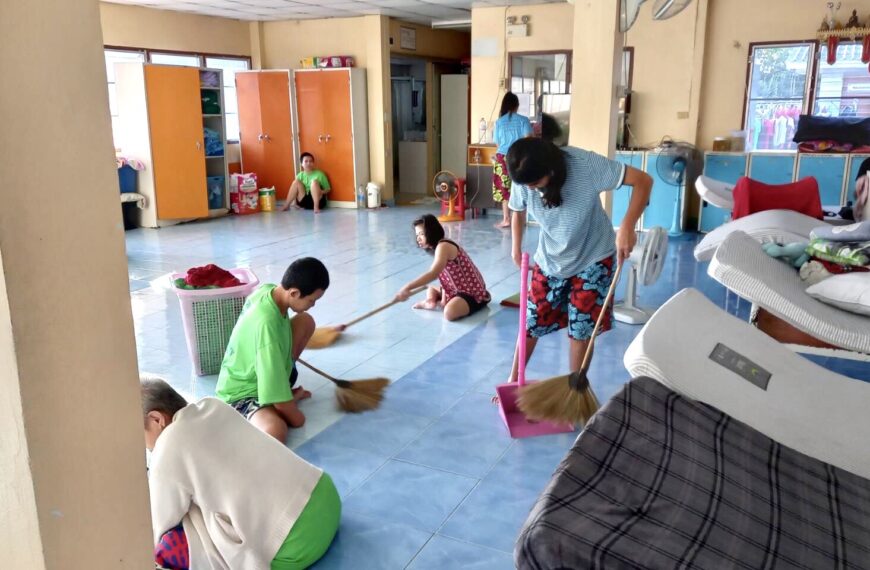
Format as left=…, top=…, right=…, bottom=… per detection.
left=620, top=0, right=694, bottom=32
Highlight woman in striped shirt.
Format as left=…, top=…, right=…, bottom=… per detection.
left=505, top=137, right=652, bottom=383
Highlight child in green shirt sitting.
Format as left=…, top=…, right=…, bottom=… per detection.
left=281, top=152, right=331, bottom=213
left=216, top=257, right=329, bottom=441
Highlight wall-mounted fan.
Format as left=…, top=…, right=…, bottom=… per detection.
left=433, top=170, right=465, bottom=222
left=621, top=0, right=694, bottom=32
left=614, top=226, right=668, bottom=325
left=656, top=138, right=703, bottom=236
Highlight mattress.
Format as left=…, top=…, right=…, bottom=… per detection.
left=624, top=288, right=870, bottom=480
left=516, top=376, right=870, bottom=570
left=708, top=231, right=870, bottom=356
left=695, top=175, right=734, bottom=210
left=694, top=209, right=828, bottom=262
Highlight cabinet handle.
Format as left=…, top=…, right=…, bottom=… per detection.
left=196, top=141, right=202, bottom=150
left=257, top=133, right=264, bottom=141
left=325, top=134, right=331, bottom=142
left=263, top=134, right=271, bottom=142
left=317, top=134, right=324, bottom=143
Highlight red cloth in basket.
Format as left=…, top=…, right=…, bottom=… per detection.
left=184, top=264, right=242, bottom=288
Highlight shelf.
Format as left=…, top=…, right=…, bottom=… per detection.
left=200, top=86, right=221, bottom=91
left=202, top=114, right=223, bottom=118
left=206, top=155, right=225, bottom=159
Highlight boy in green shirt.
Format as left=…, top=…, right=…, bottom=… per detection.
left=281, top=152, right=331, bottom=214
left=216, top=257, right=329, bottom=441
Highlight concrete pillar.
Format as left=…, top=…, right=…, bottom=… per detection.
left=0, top=0, right=153, bottom=567
left=568, top=0, right=624, bottom=214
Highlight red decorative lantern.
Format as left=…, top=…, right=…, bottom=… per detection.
left=862, top=34, right=870, bottom=64
left=827, top=35, right=839, bottom=65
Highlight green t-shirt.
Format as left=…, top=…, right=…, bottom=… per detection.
left=216, top=284, right=294, bottom=406
left=296, top=170, right=330, bottom=194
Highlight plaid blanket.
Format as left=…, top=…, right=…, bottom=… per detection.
left=516, top=377, right=870, bottom=570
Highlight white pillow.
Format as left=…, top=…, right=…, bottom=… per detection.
left=805, top=272, right=870, bottom=316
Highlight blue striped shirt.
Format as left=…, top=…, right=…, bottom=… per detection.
left=494, top=113, right=532, bottom=155
left=508, top=146, right=626, bottom=278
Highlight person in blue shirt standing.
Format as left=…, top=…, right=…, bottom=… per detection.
left=492, top=92, right=532, bottom=229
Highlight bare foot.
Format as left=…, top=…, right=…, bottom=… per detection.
left=334, top=324, right=347, bottom=332
left=491, top=394, right=500, bottom=404
left=412, top=299, right=439, bottom=310
left=314, top=209, right=322, bottom=214
left=494, top=221, right=511, bottom=229
left=292, top=386, right=312, bottom=401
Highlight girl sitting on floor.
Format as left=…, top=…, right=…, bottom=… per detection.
left=143, top=376, right=340, bottom=570
left=395, top=214, right=491, bottom=321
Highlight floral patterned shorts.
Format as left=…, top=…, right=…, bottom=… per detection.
left=526, top=256, right=615, bottom=341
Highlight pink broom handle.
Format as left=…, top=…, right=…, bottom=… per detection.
left=518, top=252, right=529, bottom=387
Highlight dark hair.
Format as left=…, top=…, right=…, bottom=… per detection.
left=140, top=375, right=188, bottom=420
left=499, top=92, right=520, bottom=118
left=412, top=214, right=445, bottom=250
left=506, top=138, right=568, bottom=208
left=858, top=157, right=870, bottom=181
left=281, top=257, right=330, bottom=296
left=300, top=152, right=314, bottom=162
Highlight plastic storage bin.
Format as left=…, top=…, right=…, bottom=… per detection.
left=171, top=268, right=259, bottom=376
left=207, top=176, right=225, bottom=209
left=118, top=164, right=138, bottom=193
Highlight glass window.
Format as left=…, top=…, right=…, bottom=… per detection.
left=743, top=43, right=814, bottom=151
left=510, top=52, right=572, bottom=121
left=815, top=41, right=870, bottom=118
left=105, top=49, right=146, bottom=149
left=149, top=52, right=201, bottom=67
left=205, top=57, right=251, bottom=141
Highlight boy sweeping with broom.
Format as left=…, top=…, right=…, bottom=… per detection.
left=503, top=138, right=652, bottom=419
left=216, top=257, right=329, bottom=441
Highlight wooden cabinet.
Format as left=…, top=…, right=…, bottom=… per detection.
left=293, top=69, right=369, bottom=205
left=747, top=153, right=795, bottom=184
left=465, top=144, right=497, bottom=209
left=796, top=154, right=847, bottom=206
left=115, top=63, right=228, bottom=228
left=236, top=71, right=296, bottom=200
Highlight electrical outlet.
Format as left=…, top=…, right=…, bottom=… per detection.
left=499, top=77, right=506, bottom=88
left=506, top=23, right=528, bottom=37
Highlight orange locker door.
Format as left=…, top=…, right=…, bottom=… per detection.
left=236, top=71, right=265, bottom=186
left=145, top=65, right=208, bottom=219
left=319, top=70, right=355, bottom=202
left=258, top=72, right=295, bottom=200
left=294, top=71, right=326, bottom=183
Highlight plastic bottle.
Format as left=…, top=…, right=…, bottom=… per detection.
left=357, top=185, right=365, bottom=209
left=478, top=118, right=487, bottom=144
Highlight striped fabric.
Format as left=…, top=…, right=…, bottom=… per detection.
left=494, top=112, right=532, bottom=155
left=708, top=230, right=870, bottom=354
left=516, top=377, right=870, bottom=570
left=509, top=146, right=625, bottom=278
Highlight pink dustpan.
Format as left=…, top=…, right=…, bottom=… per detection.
left=496, top=253, right=574, bottom=438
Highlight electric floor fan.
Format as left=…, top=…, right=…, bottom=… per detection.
left=614, top=226, right=668, bottom=325
left=433, top=170, right=465, bottom=222
left=656, top=138, right=702, bottom=237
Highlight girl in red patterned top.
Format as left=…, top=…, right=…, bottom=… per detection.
left=395, top=214, right=491, bottom=321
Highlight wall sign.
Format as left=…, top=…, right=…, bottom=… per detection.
left=400, top=26, right=416, bottom=50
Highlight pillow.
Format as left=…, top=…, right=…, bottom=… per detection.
left=811, top=220, right=870, bottom=242
left=806, top=272, right=870, bottom=316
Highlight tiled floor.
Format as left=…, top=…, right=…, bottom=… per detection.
left=127, top=206, right=868, bottom=569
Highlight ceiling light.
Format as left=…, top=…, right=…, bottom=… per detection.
left=431, top=18, right=471, bottom=29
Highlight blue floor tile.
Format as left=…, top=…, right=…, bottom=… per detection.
left=408, top=535, right=514, bottom=570
left=310, top=510, right=431, bottom=570
left=343, top=460, right=477, bottom=533
left=312, top=408, right=432, bottom=457
left=293, top=439, right=389, bottom=499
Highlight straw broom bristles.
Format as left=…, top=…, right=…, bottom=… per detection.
left=297, top=358, right=389, bottom=413
left=516, top=262, right=622, bottom=426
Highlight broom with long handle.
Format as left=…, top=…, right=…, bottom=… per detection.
left=517, top=261, right=623, bottom=426
left=296, top=358, right=390, bottom=413
left=306, top=286, right=428, bottom=349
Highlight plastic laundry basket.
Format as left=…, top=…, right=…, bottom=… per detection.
left=171, top=268, right=259, bottom=376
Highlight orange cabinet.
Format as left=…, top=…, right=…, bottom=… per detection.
left=115, top=63, right=228, bottom=228
left=236, top=71, right=295, bottom=200
left=294, top=69, right=369, bottom=205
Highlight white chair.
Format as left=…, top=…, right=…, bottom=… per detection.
left=695, top=175, right=734, bottom=210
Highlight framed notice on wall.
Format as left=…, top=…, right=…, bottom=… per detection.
left=400, top=26, right=416, bottom=50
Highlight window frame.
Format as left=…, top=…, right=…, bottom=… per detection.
left=813, top=39, right=870, bottom=118
left=104, top=45, right=252, bottom=142
left=507, top=50, right=573, bottom=121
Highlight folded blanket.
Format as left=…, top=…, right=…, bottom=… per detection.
left=806, top=238, right=870, bottom=267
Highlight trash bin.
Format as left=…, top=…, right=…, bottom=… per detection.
left=171, top=268, right=259, bottom=376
